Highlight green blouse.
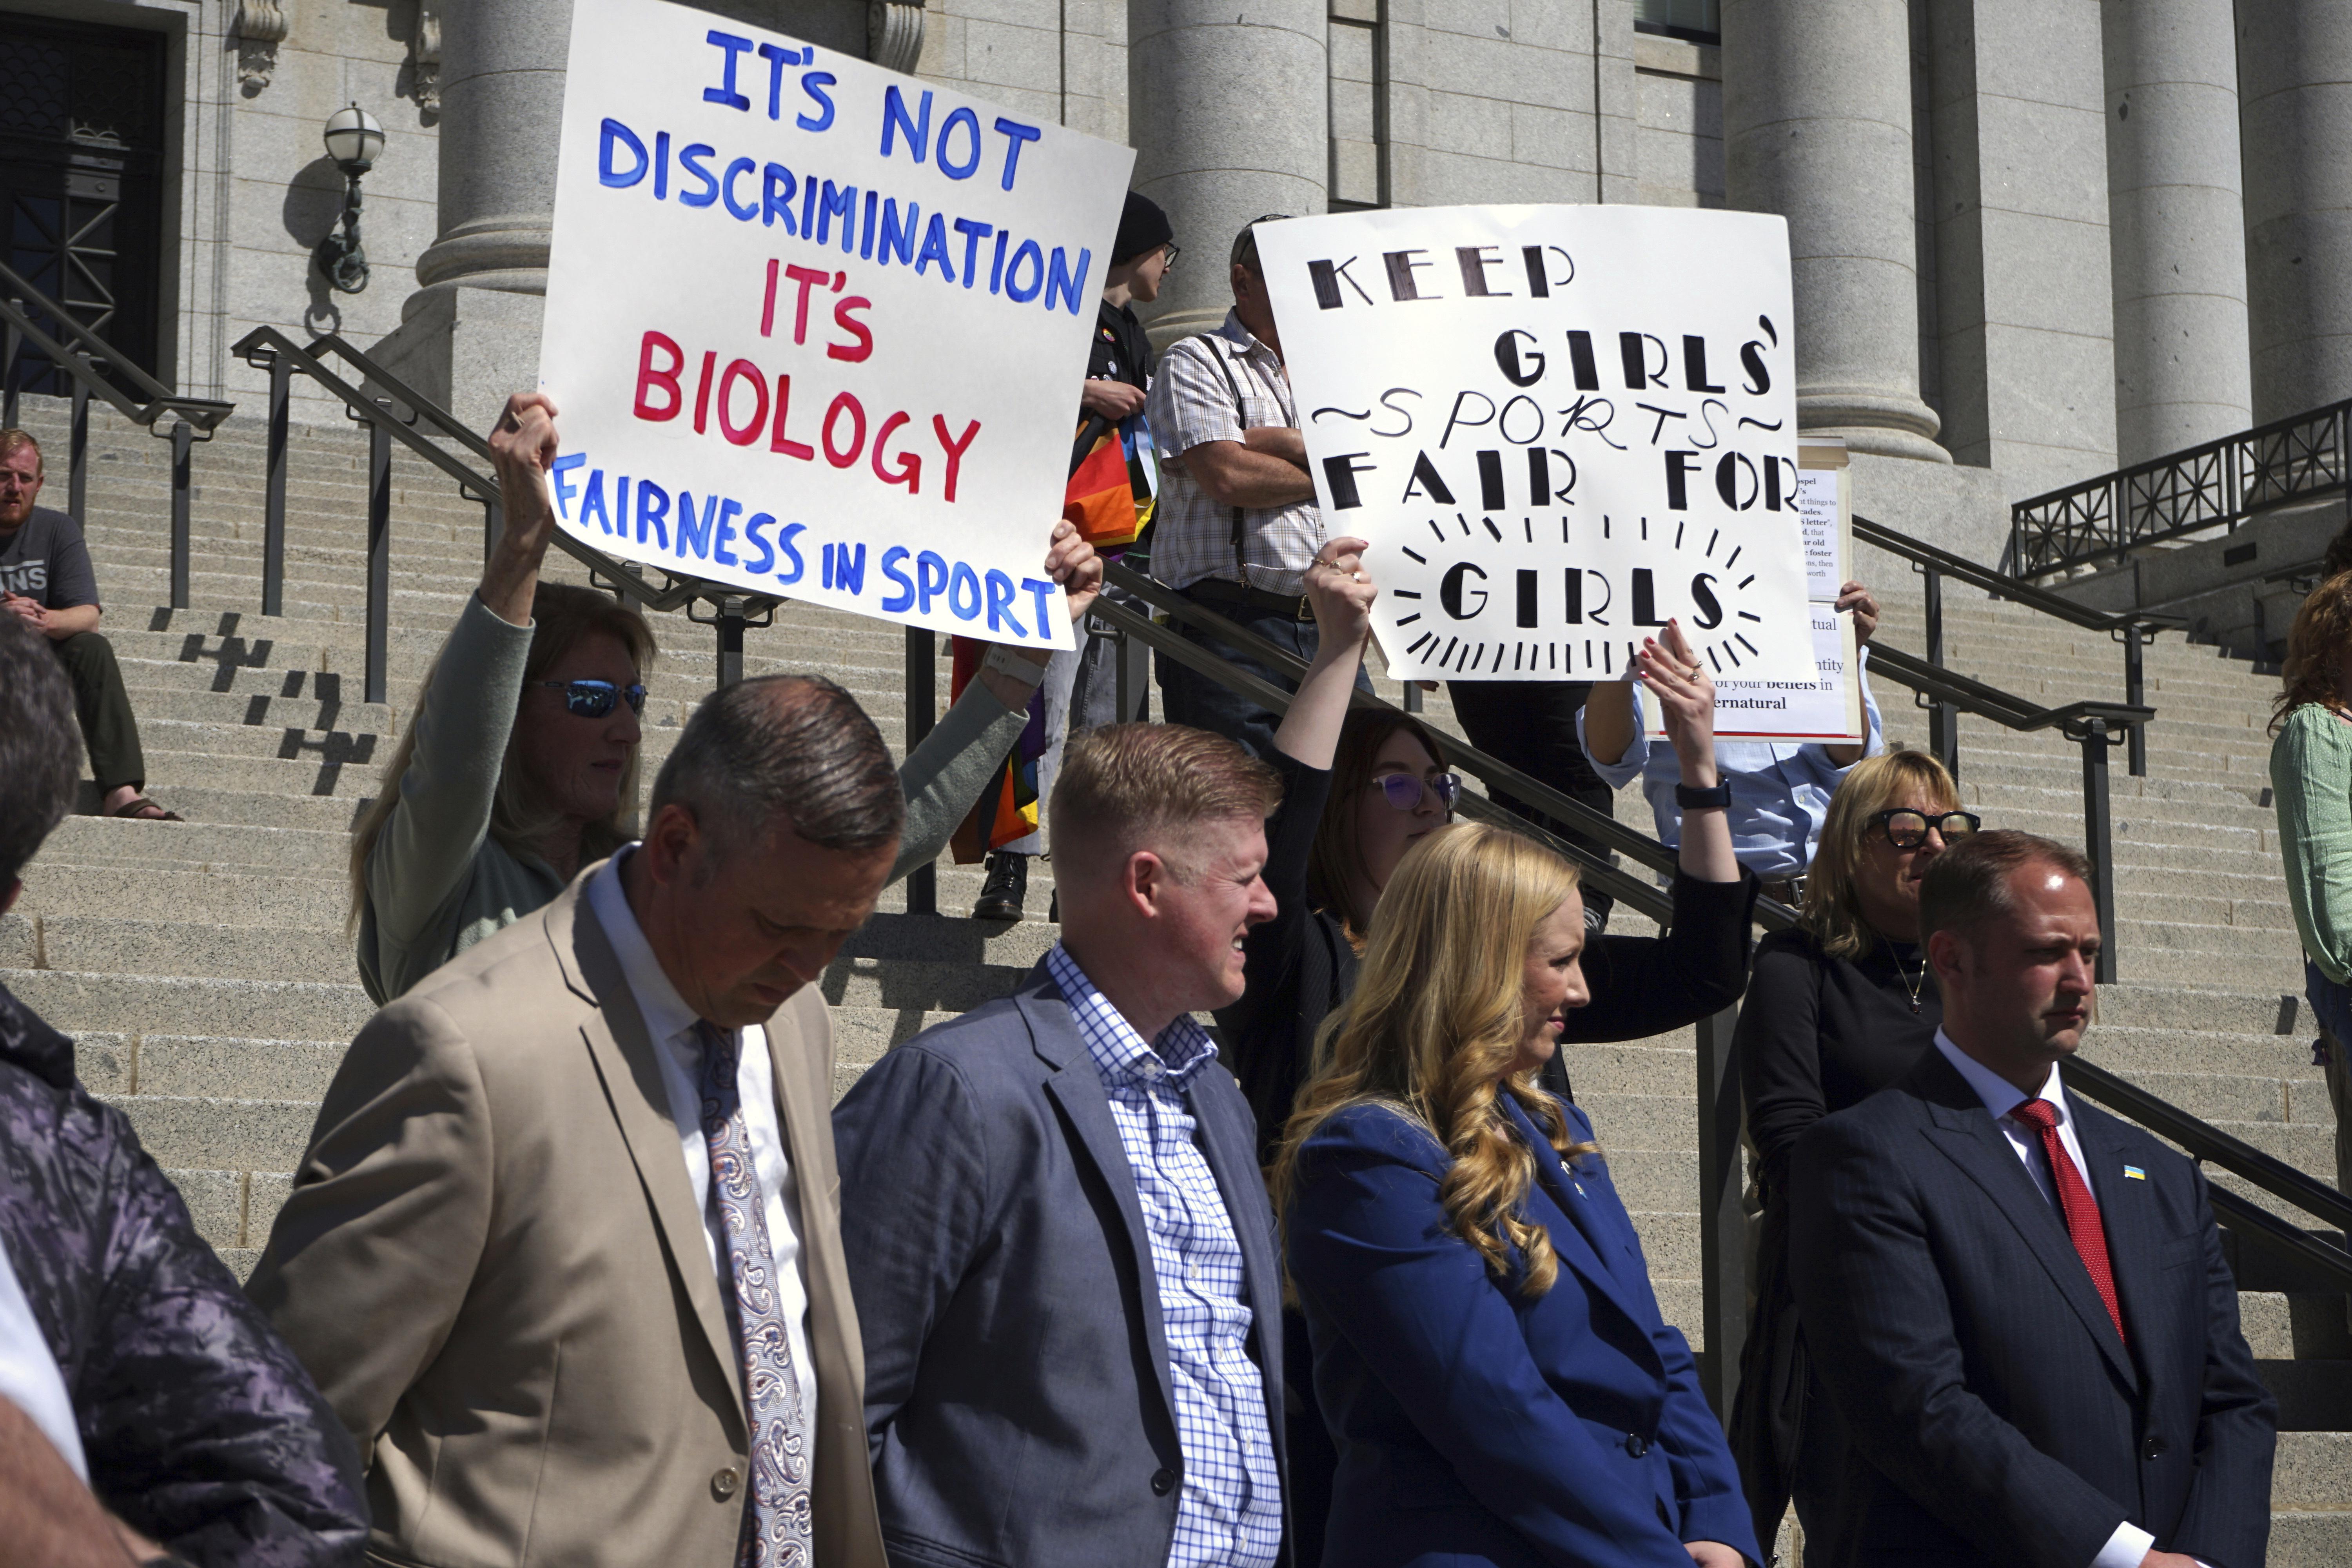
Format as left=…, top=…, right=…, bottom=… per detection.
left=2270, top=702, right=2352, bottom=985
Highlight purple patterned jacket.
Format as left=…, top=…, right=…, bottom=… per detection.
left=0, top=978, right=367, bottom=1564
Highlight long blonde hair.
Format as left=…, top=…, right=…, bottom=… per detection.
left=347, top=583, right=656, bottom=930
left=1800, top=749, right=1961, bottom=959
left=1270, top=821, right=1591, bottom=1297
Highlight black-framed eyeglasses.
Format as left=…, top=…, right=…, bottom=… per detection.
left=541, top=679, right=647, bottom=718
left=1372, top=771, right=1461, bottom=813
left=1870, top=808, right=1980, bottom=849
left=1159, top=242, right=1181, bottom=271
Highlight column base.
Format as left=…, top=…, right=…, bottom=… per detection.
left=1143, top=305, right=1230, bottom=353
left=1799, top=388, right=1952, bottom=464
left=367, top=284, right=546, bottom=437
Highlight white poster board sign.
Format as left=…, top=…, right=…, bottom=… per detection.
left=1255, top=205, right=1811, bottom=683
left=539, top=0, right=1135, bottom=648
left=1669, top=443, right=1867, bottom=743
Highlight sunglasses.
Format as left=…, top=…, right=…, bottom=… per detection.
left=1372, top=771, right=1462, bottom=813
left=541, top=679, right=647, bottom=718
left=1870, top=808, right=1980, bottom=849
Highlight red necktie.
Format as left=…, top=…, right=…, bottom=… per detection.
left=2008, top=1098, right=2127, bottom=1345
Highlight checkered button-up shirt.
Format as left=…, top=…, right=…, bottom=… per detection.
left=1043, top=943, right=1283, bottom=1568
left=1145, top=310, right=1325, bottom=598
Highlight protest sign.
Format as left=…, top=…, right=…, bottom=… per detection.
left=539, top=0, right=1135, bottom=648
left=1652, top=440, right=1866, bottom=743
left=1254, top=205, right=1811, bottom=684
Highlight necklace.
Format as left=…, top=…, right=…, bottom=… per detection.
left=1889, top=941, right=1926, bottom=1014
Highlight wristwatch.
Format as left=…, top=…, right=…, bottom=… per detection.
left=1675, top=780, right=1733, bottom=811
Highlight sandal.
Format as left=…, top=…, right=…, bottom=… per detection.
left=106, top=796, right=183, bottom=822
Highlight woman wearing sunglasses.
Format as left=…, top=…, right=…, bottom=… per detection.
left=1216, top=536, right=1754, bottom=1565
left=349, top=391, right=1099, bottom=1004
left=1726, top=749, right=1974, bottom=1551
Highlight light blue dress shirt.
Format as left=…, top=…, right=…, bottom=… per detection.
left=1044, top=942, right=1284, bottom=1568
left=1577, top=655, right=1886, bottom=878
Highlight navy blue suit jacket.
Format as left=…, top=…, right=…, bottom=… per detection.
left=831, top=962, right=1288, bottom=1568
left=1788, top=1047, right=2276, bottom=1568
left=1285, top=1093, right=1760, bottom=1568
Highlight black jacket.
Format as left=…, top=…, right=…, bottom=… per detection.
left=1788, top=1046, right=2276, bottom=1568
left=1728, top=925, right=1943, bottom=1544
left=0, top=980, right=368, bottom=1564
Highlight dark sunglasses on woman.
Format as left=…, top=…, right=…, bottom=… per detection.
left=1870, top=808, right=1981, bottom=849
left=1372, top=771, right=1463, bottom=813
left=541, top=679, right=648, bottom=718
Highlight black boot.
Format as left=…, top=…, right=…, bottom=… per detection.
left=974, top=851, right=1028, bottom=921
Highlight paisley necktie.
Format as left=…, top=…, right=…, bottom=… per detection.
left=697, top=1021, right=815, bottom=1566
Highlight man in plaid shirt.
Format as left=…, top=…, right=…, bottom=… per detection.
left=833, top=723, right=1289, bottom=1568
left=1145, top=217, right=1365, bottom=759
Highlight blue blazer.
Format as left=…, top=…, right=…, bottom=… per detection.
left=831, top=962, right=1288, bottom=1568
left=1286, top=1093, right=1760, bottom=1568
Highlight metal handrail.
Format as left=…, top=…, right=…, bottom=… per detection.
left=2010, top=397, right=2352, bottom=578
left=0, top=259, right=233, bottom=430
left=2064, top=1056, right=2352, bottom=1236
left=0, top=260, right=234, bottom=612
left=1863, top=643, right=2149, bottom=984
left=1077, top=572, right=2351, bottom=1400
left=2208, top=1189, right=2352, bottom=1293
left=228, top=327, right=782, bottom=702
left=1857, top=511, right=2178, bottom=777
left=1099, top=560, right=1818, bottom=928
left=2065, top=1056, right=2352, bottom=1292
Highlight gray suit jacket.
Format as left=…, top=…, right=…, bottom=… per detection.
left=831, top=962, right=1289, bottom=1568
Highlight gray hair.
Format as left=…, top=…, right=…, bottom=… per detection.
left=649, top=674, right=904, bottom=854
left=0, top=614, right=80, bottom=886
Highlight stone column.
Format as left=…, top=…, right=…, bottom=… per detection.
left=413, top=0, right=570, bottom=304
left=1720, top=0, right=1947, bottom=461
left=378, top=0, right=878, bottom=431
left=1128, top=0, right=1327, bottom=342
left=2238, top=1, right=2352, bottom=425
left=368, top=0, right=571, bottom=432
left=2102, top=0, right=2251, bottom=464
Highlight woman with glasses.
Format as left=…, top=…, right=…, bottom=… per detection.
left=1218, top=538, right=1753, bottom=1565
left=349, top=392, right=1100, bottom=1003
left=1726, top=749, right=1974, bottom=1551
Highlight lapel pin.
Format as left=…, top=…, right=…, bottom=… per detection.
left=2123, top=1165, right=2146, bottom=1181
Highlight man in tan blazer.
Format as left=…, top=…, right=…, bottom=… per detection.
left=248, top=675, right=905, bottom=1568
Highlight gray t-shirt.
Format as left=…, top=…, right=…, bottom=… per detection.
left=0, top=507, right=98, bottom=609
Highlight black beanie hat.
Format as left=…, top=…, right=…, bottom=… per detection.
left=1112, top=191, right=1173, bottom=266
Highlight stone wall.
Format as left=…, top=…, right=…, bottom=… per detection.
left=187, top=0, right=437, bottom=415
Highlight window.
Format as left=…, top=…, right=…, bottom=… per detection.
left=1635, top=0, right=1720, bottom=45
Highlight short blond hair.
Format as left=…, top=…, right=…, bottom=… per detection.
left=1049, top=722, right=1281, bottom=877
left=1801, top=749, right=1962, bottom=958
left=0, top=429, right=42, bottom=476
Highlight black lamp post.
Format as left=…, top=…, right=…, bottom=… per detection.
left=314, top=102, right=386, bottom=294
